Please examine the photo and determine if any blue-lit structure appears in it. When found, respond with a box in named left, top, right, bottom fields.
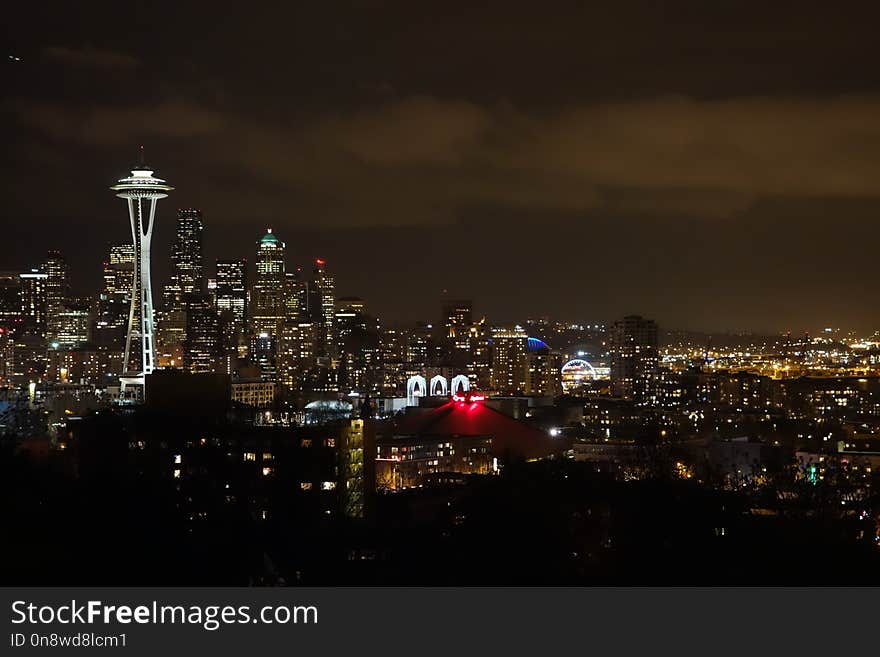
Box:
left=527, top=337, right=549, bottom=351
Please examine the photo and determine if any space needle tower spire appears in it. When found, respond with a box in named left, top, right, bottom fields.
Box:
left=110, top=148, right=173, bottom=399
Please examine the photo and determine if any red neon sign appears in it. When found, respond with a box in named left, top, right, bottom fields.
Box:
left=452, top=393, right=485, bottom=403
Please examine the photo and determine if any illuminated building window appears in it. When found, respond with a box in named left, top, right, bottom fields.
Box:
left=300, top=482, right=313, bottom=491
left=173, top=454, right=182, bottom=464
left=321, top=481, right=336, bottom=491
left=262, top=466, right=273, bottom=476
left=243, top=452, right=256, bottom=461
left=324, top=438, right=336, bottom=447
left=173, top=469, right=181, bottom=479
left=262, top=452, right=273, bottom=460
left=300, top=439, right=312, bottom=448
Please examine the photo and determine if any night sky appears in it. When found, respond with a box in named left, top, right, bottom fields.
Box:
left=4, top=2, right=880, bottom=333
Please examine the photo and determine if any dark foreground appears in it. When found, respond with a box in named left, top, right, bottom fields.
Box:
left=2, top=440, right=878, bottom=586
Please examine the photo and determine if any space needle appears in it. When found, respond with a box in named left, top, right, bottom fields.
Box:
left=110, top=148, right=173, bottom=399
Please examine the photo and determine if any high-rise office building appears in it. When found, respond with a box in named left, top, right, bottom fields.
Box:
left=102, top=243, right=135, bottom=301
left=252, top=228, right=286, bottom=338
left=311, top=258, right=335, bottom=358
left=163, top=208, right=204, bottom=310
left=249, top=332, right=277, bottom=382
left=443, top=299, right=472, bottom=353
left=610, top=315, right=658, bottom=402
left=335, top=297, right=367, bottom=345
left=155, top=308, right=187, bottom=369
left=335, top=297, right=380, bottom=394
left=284, top=269, right=303, bottom=323
left=183, top=293, right=223, bottom=374
left=43, top=250, right=71, bottom=341
left=19, top=271, right=47, bottom=338
left=215, top=259, right=247, bottom=337
left=52, top=301, right=93, bottom=349
left=43, top=250, right=70, bottom=316
left=407, top=322, right=433, bottom=366
left=489, top=326, right=529, bottom=394
left=0, top=272, right=21, bottom=332
left=278, top=321, right=317, bottom=394
left=95, top=243, right=135, bottom=348
left=110, top=155, right=173, bottom=395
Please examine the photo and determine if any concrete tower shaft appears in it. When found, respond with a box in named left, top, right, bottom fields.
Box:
left=110, top=160, right=173, bottom=398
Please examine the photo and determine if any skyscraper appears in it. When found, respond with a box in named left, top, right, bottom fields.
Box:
left=110, top=155, right=173, bottom=396
left=163, top=208, right=204, bottom=310
left=610, top=315, right=658, bottom=403
left=95, top=243, right=135, bottom=348
left=43, top=250, right=70, bottom=341
left=103, top=243, right=136, bottom=301
left=42, top=250, right=70, bottom=317
left=278, top=320, right=319, bottom=394
left=335, top=297, right=381, bottom=394
left=249, top=332, right=277, bottom=382
left=284, top=269, right=302, bottom=323
left=18, top=271, right=47, bottom=338
left=183, top=293, right=223, bottom=374
left=252, top=228, right=286, bottom=338
left=311, top=258, right=335, bottom=358
left=443, top=299, right=472, bottom=353
left=52, top=301, right=92, bottom=349
left=215, top=259, right=247, bottom=335
left=0, top=272, right=21, bottom=332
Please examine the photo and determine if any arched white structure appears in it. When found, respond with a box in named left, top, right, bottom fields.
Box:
left=429, top=375, right=448, bottom=397
left=406, top=375, right=427, bottom=406
left=562, top=358, right=598, bottom=377
left=561, top=358, right=599, bottom=393
left=450, top=374, right=470, bottom=396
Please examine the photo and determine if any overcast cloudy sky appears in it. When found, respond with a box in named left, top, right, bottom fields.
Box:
left=4, top=1, right=880, bottom=332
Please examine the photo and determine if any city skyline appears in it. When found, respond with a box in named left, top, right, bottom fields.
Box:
left=6, top=2, right=880, bottom=332
left=6, top=1, right=880, bottom=596
left=5, top=209, right=880, bottom=339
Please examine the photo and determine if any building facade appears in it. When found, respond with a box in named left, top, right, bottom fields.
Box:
left=490, top=326, right=529, bottom=394
left=610, top=315, right=658, bottom=403
left=252, top=229, right=286, bottom=338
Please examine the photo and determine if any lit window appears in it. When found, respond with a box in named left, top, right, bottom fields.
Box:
left=262, top=466, right=273, bottom=476
left=321, top=481, right=336, bottom=491
left=324, top=438, right=336, bottom=447
left=300, top=482, right=313, bottom=491
left=300, top=439, right=312, bottom=448
left=243, top=452, right=256, bottom=462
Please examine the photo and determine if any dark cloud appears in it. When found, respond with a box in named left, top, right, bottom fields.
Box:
left=10, top=100, right=227, bottom=144
left=12, top=93, right=880, bottom=224
left=4, top=1, right=880, bottom=332
left=42, top=45, right=139, bottom=70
